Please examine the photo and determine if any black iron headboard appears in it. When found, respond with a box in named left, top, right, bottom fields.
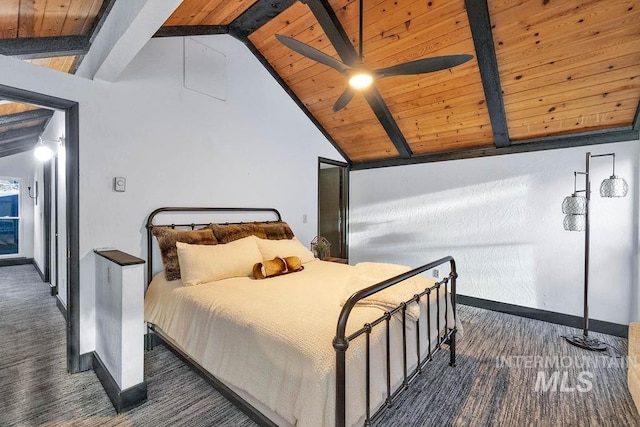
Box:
left=145, top=207, right=282, bottom=284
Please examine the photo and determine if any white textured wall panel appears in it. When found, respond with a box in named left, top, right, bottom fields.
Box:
left=350, top=140, right=639, bottom=324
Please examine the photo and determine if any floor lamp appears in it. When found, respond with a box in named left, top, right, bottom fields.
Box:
left=561, top=152, right=629, bottom=351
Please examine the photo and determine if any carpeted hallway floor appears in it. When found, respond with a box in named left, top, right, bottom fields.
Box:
left=1, top=264, right=639, bottom=426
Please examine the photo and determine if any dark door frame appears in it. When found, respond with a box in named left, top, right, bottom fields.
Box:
left=317, top=157, right=350, bottom=260
left=0, top=83, right=81, bottom=374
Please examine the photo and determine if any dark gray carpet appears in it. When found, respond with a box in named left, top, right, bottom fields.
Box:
left=0, top=265, right=254, bottom=427
left=1, top=264, right=639, bottom=426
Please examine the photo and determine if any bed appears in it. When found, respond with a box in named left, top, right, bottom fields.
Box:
left=144, top=207, right=459, bottom=427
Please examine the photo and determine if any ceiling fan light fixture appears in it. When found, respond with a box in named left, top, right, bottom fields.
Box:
left=349, top=72, right=373, bottom=89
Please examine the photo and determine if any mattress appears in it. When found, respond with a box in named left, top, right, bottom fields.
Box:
left=144, top=259, right=459, bottom=426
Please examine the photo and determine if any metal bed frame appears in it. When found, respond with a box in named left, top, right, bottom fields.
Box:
left=145, top=207, right=458, bottom=427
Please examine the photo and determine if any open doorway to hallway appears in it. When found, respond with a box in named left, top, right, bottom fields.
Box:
left=0, top=83, right=81, bottom=374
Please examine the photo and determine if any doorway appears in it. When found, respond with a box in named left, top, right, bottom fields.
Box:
left=318, top=158, right=349, bottom=262
left=0, top=83, right=81, bottom=374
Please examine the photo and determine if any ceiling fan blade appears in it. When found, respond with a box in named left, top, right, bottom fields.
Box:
left=332, top=87, right=355, bottom=112
left=375, top=54, right=474, bottom=78
left=275, top=34, right=351, bottom=74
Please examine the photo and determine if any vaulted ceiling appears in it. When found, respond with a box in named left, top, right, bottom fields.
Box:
left=1, top=0, right=638, bottom=167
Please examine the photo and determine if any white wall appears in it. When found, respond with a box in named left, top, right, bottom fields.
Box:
left=350, top=140, right=639, bottom=325
left=0, top=151, right=36, bottom=259
left=5, top=34, right=341, bottom=353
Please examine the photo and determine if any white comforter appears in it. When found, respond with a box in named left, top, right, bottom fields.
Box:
left=144, top=260, right=460, bottom=427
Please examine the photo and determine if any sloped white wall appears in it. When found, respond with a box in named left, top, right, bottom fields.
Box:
left=0, top=151, right=36, bottom=259
left=350, top=140, right=639, bottom=325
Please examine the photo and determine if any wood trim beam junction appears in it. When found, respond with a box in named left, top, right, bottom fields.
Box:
left=88, top=0, right=118, bottom=43
left=464, top=0, right=510, bottom=148
left=71, top=0, right=118, bottom=74
left=242, top=40, right=351, bottom=162
left=229, top=0, right=297, bottom=39
left=301, top=0, right=412, bottom=159
left=0, top=109, right=53, bottom=127
left=351, top=127, right=639, bottom=170
left=0, top=36, right=90, bottom=59
left=633, top=100, right=640, bottom=131
left=153, top=25, right=229, bottom=38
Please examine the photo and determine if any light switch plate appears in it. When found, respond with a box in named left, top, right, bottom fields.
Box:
left=114, top=177, right=126, bottom=192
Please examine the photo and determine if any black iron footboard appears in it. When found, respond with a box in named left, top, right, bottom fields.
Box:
left=334, top=256, right=457, bottom=427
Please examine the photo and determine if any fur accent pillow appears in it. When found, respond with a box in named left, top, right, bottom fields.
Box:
left=209, top=223, right=267, bottom=243
left=209, top=221, right=294, bottom=243
left=152, top=227, right=217, bottom=281
left=262, top=222, right=295, bottom=240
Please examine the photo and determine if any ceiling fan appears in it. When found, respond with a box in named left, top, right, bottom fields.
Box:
left=275, top=0, right=473, bottom=112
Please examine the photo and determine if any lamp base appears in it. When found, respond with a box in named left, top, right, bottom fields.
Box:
left=564, top=334, right=607, bottom=352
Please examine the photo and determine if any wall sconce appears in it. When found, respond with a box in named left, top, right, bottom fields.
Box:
left=28, top=181, right=38, bottom=205
left=34, top=136, right=64, bottom=162
left=561, top=152, right=629, bottom=351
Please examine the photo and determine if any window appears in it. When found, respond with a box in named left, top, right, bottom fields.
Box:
left=0, top=178, right=20, bottom=256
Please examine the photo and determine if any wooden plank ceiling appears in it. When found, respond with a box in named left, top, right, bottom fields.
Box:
left=0, top=0, right=638, bottom=164
left=161, top=0, right=640, bottom=166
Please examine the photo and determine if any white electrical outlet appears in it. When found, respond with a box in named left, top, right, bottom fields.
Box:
left=303, top=214, right=308, bottom=223
left=433, top=269, right=439, bottom=278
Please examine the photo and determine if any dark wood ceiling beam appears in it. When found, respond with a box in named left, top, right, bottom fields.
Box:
left=465, top=0, right=510, bottom=148
left=0, top=108, right=53, bottom=127
left=301, top=0, right=412, bottom=159
left=0, top=141, right=39, bottom=159
left=154, top=25, right=229, bottom=38
left=633, top=100, right=640, bottom=131
left=351, top=127, right=639, bottom=170
left=0, top=125, right=43, bottom=144
left=0, top=136, right=40, bottom=156
left=229, top=0, right=297, bottom=39
left=0, top=36, right=90, bottom=59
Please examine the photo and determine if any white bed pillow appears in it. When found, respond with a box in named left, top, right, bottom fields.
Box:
left=255, top=237, right=316, bottom=264
left=176, top=236, right=263, bottom=286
